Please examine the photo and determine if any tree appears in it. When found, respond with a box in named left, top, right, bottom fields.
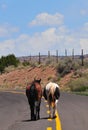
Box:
left=0, top=54, right=19, bottom=73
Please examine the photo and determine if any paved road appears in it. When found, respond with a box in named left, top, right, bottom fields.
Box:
left=58, top=92, right=88, bottom=130
left=0, top=91, right=56, bottom=130
left=0, top=90, right=88, bottom=130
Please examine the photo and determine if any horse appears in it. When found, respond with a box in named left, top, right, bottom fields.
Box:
left=26, top=78, right=42, bottom=120
left=43, top=82, right=60, bottom=118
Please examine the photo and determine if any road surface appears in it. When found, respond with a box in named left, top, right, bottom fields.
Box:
left=0, top=90, right=88, bottom=130
left=58, top=92, right=88, bottom=130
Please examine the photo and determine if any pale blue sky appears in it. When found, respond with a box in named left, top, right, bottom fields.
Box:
left=0, top=0, right=88, bottom=57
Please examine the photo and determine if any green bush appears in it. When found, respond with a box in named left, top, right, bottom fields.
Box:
left=73, top=70, right=83, bottom=77
left=56, top=58, right=72, bottom=77
left=68, top=78, right=88, bottom=92
left=56, top=58, right=81, bottom=77
left=22, top=61, right=30, bottom=66
left=5, top=54, right=19, bottom=67
left=0, top=64, right=5, bottom=74
left=0, top=54, right=19, bottom=73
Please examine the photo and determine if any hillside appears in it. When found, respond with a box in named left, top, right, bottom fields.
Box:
left=0, top=66, right=57, bottom=89
left=0, top=55, right=88, bottom=96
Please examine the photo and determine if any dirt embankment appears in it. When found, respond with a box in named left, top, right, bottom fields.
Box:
left=0, top=66, right=57, bottom=89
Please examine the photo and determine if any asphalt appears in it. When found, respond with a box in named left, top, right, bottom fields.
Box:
left=58, top=92, right=88, bottom=130
left=0, top=91, right=56, bottom=130
left=0, top=91, right=88, bottom=130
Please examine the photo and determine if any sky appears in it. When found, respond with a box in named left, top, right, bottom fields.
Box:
left=0, top=0, right=88, bottom=57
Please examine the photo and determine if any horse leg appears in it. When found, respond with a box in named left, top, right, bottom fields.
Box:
left=28, top=99, right=34, bottom=120
left=30, top=105, right=35, bottom=120
left=52, top=101, right=58, bottom=118
left=52, top=106, right=56, bottom=118
left=35, top=106, right=39, bottom=120
left=35, top=102, right=40, bottom=120
left=37, top=105, right=40, bottom=119
left=36, top=106, right=40, bottom=119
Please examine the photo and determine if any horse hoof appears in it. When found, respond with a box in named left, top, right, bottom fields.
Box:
left=31, top=116, right=36, bottom=121
left=38, top=116, right=40, bottom=120
left=52, top=115, right=57, bottom=119
left=49, top=115, right=52, bottom=119
left=35, top=116, right=39, bottom=120
left=31, top=118, right=34, bottom=121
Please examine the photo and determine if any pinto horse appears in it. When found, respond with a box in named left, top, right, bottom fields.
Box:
left=26, top=78, right=42, bottom=120
left=43, top=82, right=60, bottom=118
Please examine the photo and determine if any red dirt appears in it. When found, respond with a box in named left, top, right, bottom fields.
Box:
left=0, top=65, right=74, bottom=90
left=59, top=71, right=73, bottom=88
left=0, top=66, right=57, bottom=89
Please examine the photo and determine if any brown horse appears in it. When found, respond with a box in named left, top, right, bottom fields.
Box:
left=26, top=78, right=42, bottom=120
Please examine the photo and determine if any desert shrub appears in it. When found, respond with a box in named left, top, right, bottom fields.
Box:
left=56, top=58, right=81, bottom=77
left=45, top=59, right=52, bottom=66
left=30, top=62, right=38, bottom=67
left=71, top=61, right=80, bottom=70
left=68, top=78, right=88, bottom=92
left=83, top=59, right=88, bottom=68
left=5, top=65, right=16, bottom=73
left=22, top=61, right=30, bottom=66
left=56, top=58, right=72, bottom=77
left=47, top=76, right=53, bottom=81
left=73, top=70, right=83, bottom=77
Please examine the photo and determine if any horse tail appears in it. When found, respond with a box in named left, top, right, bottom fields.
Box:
left=26, top=86, right=30, bottom=98
left=48, top=86, right=55, bottom=102
left=43, top=87, right=47, bottom=100
left=30, top=84, right=38, bottom=99
left=54, top=87, right=60, bottom=99
left=49, top=93, right=53, bottom=102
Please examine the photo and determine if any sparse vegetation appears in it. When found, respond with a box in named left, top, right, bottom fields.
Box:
left=68, top=78, right=88, bottom=92
left=22, top=61, right=30, bottom=66
left=66, top=69, right=88, bottom=95
left=56, top=58, right=80, bottom=77
left=0, top=53, right=88, bottom=96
